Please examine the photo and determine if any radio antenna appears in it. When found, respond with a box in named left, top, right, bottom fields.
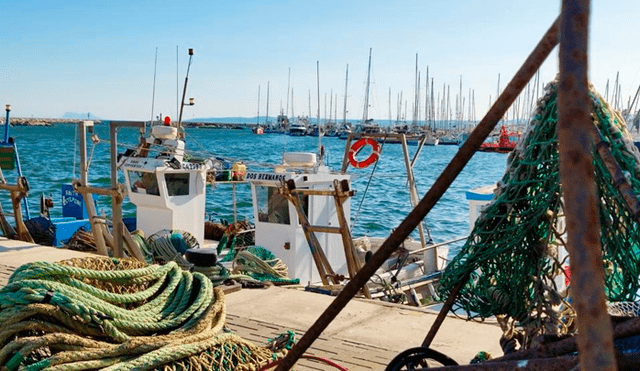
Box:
left=177, top=48, right=194, bottom=135
left=150, top=47, right=158, bottom=125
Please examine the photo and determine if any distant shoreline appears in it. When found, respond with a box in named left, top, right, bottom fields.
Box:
left=0, top=117, right=254, bottom=129
left=0, top=118, right=95, bottom=126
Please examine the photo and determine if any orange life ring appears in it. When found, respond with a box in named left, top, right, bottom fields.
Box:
left=348, top=138, right=380, bottom=168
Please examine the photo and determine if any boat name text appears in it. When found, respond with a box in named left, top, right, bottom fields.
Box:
left=246, top=172, right=287, bottom=181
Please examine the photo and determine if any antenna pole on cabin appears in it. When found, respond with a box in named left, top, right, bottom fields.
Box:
left=177, top=48, right=194, bottom=134
left=4, top=104, right=10, bottom=144
left=274, top=15, right=561, bottom=371
left=150, top=47, right=158, bottom=126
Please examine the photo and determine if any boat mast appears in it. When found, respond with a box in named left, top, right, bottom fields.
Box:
left=335, top=93, right=338, bottom=125
left=388, top=88, right=392, bottom=124
left=342, top=64, right=349, bottom=124
left=329, top=90, right=332, bottom=124
left=286, top=67, right=291, bottom=117
left=266, top=81, right=270, bottom=125
left=363, top=48, right=372, bottom=122
left=413, top=53, right=420, bottom=127
left=257, top=85, right=260, bottom=125
left=176, top=46, right=179, bottom=121
left=317, top=61, right=323, bottom=165
left=425, top=67, right=429, bottom=129
left=459, top=75, right=463, bottom=130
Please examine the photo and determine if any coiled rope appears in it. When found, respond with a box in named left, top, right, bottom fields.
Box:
left=0, top=257, right=289, bottom=371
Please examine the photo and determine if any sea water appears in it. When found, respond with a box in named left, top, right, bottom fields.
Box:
left=1, top=123, right=508, bottom=256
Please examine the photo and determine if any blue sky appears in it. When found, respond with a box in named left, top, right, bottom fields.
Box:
left=1, top=0, right=639, bottom=121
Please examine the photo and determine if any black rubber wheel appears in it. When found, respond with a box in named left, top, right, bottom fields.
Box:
left=184, top=247, right=218, bottom=267
left=385, top=347, right=458, bottom=370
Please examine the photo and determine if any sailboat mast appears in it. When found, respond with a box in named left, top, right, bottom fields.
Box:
left=342, top=64, right=349, bottom=124
left=266, top=81, right=270, bottom=124
left=424, top=66, right=429, bottom=128
left=335, top=93, right=338, bottom=125
left=257, top=85, right=260, bottom=125
left=286, top=68, right=291, bottom=117
left=317, top=61, right=323, bottom=165
left=413, top=53, right=419, bottom=126
left=388, top=88, right=392, bottom=124
left=363, top=48, right=372, bottom=122
left=329, top=90, right=333, bottom=123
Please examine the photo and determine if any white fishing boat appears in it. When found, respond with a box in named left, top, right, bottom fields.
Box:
left=243, top=145, right=451, bottom=303
left=120, top=122, right=212, bottom=247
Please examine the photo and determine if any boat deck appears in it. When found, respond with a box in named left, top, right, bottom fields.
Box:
left=0, top=238, right=504, bottom=370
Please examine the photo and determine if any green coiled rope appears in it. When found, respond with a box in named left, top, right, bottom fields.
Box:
left=0, top=257, right=290, bottom=370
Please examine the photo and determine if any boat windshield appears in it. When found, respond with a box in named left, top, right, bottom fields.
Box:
left=256, top=185, right=290, bottom=224
left=165, top=173, right=190, bottom=196
left=129, top=170, right=160, bottom=196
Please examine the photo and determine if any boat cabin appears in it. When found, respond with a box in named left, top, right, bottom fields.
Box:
left=247, top=152, right=352, bottom=284
left=121, top=125, right=210, bottom=247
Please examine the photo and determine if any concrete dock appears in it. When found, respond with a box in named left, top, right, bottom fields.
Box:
left=0, top=238, right=504, bottom=370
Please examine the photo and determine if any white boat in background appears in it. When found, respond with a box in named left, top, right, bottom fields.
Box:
left=287, top=123, right=308, bottom=136
left=424, top=132, right=439, bottom=146
left=438, top=134, right=461, bottom=145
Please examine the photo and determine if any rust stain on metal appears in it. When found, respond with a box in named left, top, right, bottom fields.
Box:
left=557, top=0, right=617, bottom=369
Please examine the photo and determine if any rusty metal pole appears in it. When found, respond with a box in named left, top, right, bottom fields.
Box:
left=274, top=16, right=561, bottom=371
left=557, top=1, right=616, bottom=370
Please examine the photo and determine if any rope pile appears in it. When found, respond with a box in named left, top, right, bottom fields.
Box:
left=0, top=257, right=290, bottom=370
left=142, top=229, right=299, bottom=288
left=146, top=229, right=199, bottom=269
left=438, top=80, right=640, bottom=350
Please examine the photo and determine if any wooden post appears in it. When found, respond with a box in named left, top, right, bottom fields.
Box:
left=400, top=133, right=433, bottom=271
left=10, top=178, right=33, bottom=243
left=280, top=180, right=338, bottom=285
left=332, top=179, right=371, bottom=299
left=78, top=121, right=108, bottom=256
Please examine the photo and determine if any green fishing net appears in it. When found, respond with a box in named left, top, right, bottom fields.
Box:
left=438, top=80, right=640, bottom=348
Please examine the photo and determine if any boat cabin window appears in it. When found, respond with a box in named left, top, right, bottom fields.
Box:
left=256, top=185, right=309, bottom=225
left=129, top=170, right=160, bottom=196
left=165, top=173, right=190, bottom=196
left=257, top=186, right=290, bottom=224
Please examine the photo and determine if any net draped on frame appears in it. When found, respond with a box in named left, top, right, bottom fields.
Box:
left=438, top=80, right=640, bottom=349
